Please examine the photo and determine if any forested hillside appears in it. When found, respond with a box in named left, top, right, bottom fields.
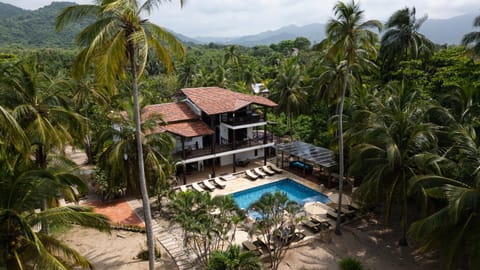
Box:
left=0, top=2, right=28, bottom=19
left=0, top=1, right=89, bottom=48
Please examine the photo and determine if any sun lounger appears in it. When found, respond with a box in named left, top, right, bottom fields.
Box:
left=245, top=170, right=259, bottom=180
left=242, top=240, right=262, bottom=255
left=310, top=215, right=332, bottom=229
left=267, top=162, right=283, bottom=173
left=254, top=167, right=267, bottom=178
left=192, top=182, right=204, bottom=192
left=212, top=177, right=226, bottom=188
left=180, top=185, right=188, bottom=192
left=202, top=180, right=216, bottom=191
left=220, top=174, right=236, bottom=181
left=301, top=220, right=321, bottom=233
left=256, top=237, right=274, bottom=251
left=327, top=209, right=346, bottom=222
left=262, top=165, right=275, bottom=176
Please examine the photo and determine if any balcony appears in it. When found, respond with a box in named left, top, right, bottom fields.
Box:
left=220, top=112, right=263, bottom=126
left=173, top=136, right=273, bottom=160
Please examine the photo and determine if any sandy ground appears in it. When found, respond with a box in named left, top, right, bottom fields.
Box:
left=58, top=226, right=176, bottom=270
left=63, top=147, right=437, bottom=270
left=59, top=218, right=436, bottom=270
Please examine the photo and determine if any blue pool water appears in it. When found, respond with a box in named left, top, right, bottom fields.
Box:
left=232, top=178, right=330, bottom=210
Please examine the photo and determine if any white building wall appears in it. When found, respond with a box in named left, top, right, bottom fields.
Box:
left=174, top=136, right=203, bottom=153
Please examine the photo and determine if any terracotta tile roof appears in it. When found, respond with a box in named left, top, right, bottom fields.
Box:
left=152, top=120, right=214, bottom=138
left=141, top=102, right=198, bottom=123
left=181, top=87, right=277, bottom=115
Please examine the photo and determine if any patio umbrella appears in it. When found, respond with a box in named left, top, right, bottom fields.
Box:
left=328, top=193, right=352, bottom=205
left=303, top=201, right=329, bottom=215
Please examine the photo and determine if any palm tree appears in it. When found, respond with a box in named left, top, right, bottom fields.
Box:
left=409, top=127, right=480, bottom=269
left=462, top=15, right=480, bottom=56
left=56, top=1, right=185, bottom=268
left=348, top=82, right=439, bottom=245
left=0, top=152, right=111, bottom=269
left=269, top=57, right=307, bottom=138
left=324, top=0, right=381, bottom=234
left=1, top=57, right=84, bottom=169
left=96, top=101, right=174, bottom=197
left=207, top=244, right=261, bottom=270
left=224, top=45, right=240, bottom=67
left=380, top=7, right=434, bottom=72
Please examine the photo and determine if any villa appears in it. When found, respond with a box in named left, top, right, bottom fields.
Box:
left=142, top=86, right=277, bottom=184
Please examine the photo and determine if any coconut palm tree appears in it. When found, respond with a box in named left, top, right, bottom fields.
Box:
left=380, top=7, right=434, bottom=72
left=207, top=244, right=261, bottom=270
left=324, top=0, right=381, bottom=234
left=462, top=15, right=480, bottom=56
left=409, top=127, right=480, bottom=269
left=96, top=100, right=174, bottom=197
left=0, top=57, right=84, bottom=169
left=269, top=57, right=307, bottom=138
left=348, top=82, right=439, bottom=245
left=224, top=45, right=240, bottom=67
left=0, top=152, right=111, bottom=269
left=56, top=1, right=185, bottom=268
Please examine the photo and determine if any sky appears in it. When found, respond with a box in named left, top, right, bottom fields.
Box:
left=2, top=0, right=479, bottom=37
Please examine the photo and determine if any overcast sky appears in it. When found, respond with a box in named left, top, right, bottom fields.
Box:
left=3, top=0, right=479, bottom=37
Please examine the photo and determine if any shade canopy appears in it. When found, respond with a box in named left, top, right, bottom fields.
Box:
left=275, top=141, right=336, bottom=169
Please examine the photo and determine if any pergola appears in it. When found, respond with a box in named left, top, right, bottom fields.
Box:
left=275, top=141, right=336, bottom=172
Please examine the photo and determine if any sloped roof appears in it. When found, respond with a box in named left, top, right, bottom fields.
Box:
left=181, top=87, right=277, bottom=115
left=149, top=120, right=214, bottom=138
left=142, top=102, right=198, bottom=123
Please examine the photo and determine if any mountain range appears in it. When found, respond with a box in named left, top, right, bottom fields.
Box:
left=0, top=1, right=477, bottom=48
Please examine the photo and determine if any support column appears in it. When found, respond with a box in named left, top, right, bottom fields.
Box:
left=181, top=137, right=186, bottom=185
left=232, top=128, right=236, bottom=173
left=210, top=116, right=216, bottom=177
left=263, top=108, right=268, bottom=165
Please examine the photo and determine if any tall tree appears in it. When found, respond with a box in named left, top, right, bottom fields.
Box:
left=56, top=1, right=186, bottom=268
left=1, top=57, right=84, bottom=169
left=269, top=57, right=307, bottom=138
left=380, top=7, right=434, bottom=73
left=348, top=82, right=440, bottom=245
left=0, top=152, right=111, bottom=269
left=324, top=0, right=381, bottom=234
left=462, top=15, right=480, bottom=56
left=409, top=127, right=480, bottom=269
left=96, top=100, right=174, bottom=198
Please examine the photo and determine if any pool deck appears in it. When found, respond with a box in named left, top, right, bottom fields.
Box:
left=210, top=169, right=329, bottom=198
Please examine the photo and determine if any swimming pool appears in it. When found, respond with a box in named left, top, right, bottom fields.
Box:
left=232, top=178, right=330, bottom=210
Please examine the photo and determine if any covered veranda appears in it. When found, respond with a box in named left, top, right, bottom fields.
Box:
left=275, top=141, right=340, bottom=187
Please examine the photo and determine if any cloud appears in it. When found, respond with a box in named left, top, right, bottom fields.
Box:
left=2, top=0, right=479, bottom=37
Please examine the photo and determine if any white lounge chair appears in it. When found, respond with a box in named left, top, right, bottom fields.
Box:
left=202, top=180, right=216, bottom=191
left=192, top=182, right=204, bottom=192
left=254, top=167, right=267, bottom=178
left=267, top=162, right=283, bottom=173
left=220, top=174, right=236, bottom=181
left=180, top=185, right=188, bottom=192
left=245, top=170, right=259, bottom=180
left=262, top=165, right=275, bottom=176
left=213, top=177, right=226, bottom=188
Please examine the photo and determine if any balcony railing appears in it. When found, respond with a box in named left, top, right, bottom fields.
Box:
left=220, top=113, right=264, bottom=126
left=173, top=136, right=273, bottom=160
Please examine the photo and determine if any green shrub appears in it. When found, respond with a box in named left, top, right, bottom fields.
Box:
left=339, top=257, right=364, bottom=270
left=136, top=246, right=161, bottom=261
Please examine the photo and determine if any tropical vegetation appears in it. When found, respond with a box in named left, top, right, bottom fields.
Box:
left=0, top=0, right=479, bottom=269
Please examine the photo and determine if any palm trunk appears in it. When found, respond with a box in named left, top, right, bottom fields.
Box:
left=335, top=62, right=349, bottom=235
left=128, top=43, right=156, bottom=270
